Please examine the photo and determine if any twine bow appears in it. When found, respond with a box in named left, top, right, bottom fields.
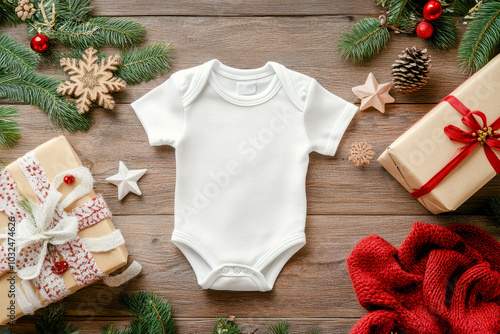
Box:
left=411, top=96, right=500, bottom=199
left=15, top=167, right=94, bottom=280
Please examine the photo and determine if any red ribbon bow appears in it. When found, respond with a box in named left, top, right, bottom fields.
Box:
left=411, top=95, right=500, bottom=199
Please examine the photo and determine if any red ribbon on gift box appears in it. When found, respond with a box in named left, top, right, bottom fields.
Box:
left=411, top=95, right=500, bottom=199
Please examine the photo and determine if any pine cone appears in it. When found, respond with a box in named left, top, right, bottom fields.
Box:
left=15, top=0, right=36, bottom=21
left=391, top=47, right=431, bottom=94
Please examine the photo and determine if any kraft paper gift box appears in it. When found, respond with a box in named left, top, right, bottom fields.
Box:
left=378, top=53, right=500, bottom=214
left=0, top=136, right=130, bottom=325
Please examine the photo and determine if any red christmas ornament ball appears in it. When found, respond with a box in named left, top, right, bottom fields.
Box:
left=64, top=174, right=75, bottom=185
left=52, top=261, right=69, bottom=275
left=30, top=34, right=50, bottom=53
left=423, top=0, right=442, bottom=20
left=417, top=20, right=434, bottom=39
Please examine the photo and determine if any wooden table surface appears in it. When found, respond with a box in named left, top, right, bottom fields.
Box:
left=2, top=1, right=500, bottom=333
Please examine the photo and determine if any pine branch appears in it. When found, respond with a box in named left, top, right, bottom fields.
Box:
left=0, top=1, right=21, bottom=26
left=0, top=34, right=39, bottom=75
left=0, top=72, right=92, bottom=132
left=213, top=317, right=241, bottom=334
left=35, top=304, right=78, bottom=334
left=267, top=321, right=290, bottom=334
left=0, top=106, right=21, bottom=148
left=102, top=291, right=176, bottom=334
left=88, top=17, right=147, bottom=48
left=52, top=20, right=104, bottom=50
left=116, top=43, right=173, bottom=85
left=450, top=0, right=478, bottom=16
left=427, top=15, right=458, bottom=50
left=483, top=196, right=500, bottom=227
left=338, top=18, right=390, bottom=62
left=387, top=0, right=418, bottom=30
left=60, top=0, right=93, bottom=21
left=373, top=0, right=390, bottom=7
left=458, top=0, right=500, bottom=73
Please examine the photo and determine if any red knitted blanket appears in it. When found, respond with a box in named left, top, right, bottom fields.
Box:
left=347, top=223, right=500, bottom=334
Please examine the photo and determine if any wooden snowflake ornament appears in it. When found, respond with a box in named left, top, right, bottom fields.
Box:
left=57, top=47, right=126, bottom=114
left=348, top=140, right=375, bottom=167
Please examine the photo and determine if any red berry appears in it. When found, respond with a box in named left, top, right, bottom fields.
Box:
left=30, top=34, right=50, bottom=53
left=52, top=261, right=69, bottom=275
left=417, top=20, right=434, bottom=39
left=64, top=175, right=75, bottom=185
left=423, top=0, right=442, bottom=21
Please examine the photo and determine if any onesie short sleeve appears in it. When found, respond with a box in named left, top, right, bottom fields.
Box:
left=303, top=79, right=358, bottom=156
left=131, top=74, right=184, bottom=147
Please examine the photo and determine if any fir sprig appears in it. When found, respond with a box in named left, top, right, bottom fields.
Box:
left=89, top=17, right=147, bottom=49
left=0, top=106, right=21, bottom=148
left=102, top=291, right=176, bottom=334
left=61, top=0, right=93, bottom=21
left=34, top=304, right=78, bottom=334
left=116, top=43, right=173, bottom=85
left=427, top=15, right=458, bottom=50
left=458, top=0, right=500, bottom=73
left=0, top=1, right=21, bottom=26
left=450, top=0, right=478, bottom=16
left=213, top=317, right=241, bottom=334
left=0, top=72, right=92, bottom=132
left=387, top=0, right=418, bottom=30
left=0, top=34, right=38, bottom=75
left=338, top=18, right=390, bottom=62
left=267, top=321, right=291, bottom=334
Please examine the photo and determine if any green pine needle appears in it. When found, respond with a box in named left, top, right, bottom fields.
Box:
left=0, top=72, right=92, bottom=132
left=213, top=317, right=241, bottom=334
left=0, top=34, right=39, bottom=75
left=116, top=43, right=173, bottom=85
left=0, top=106, right=21, bottom=148
left=89, top=17, right=147, bottom=49
left=308, top=330, right=321, bottom=334
left=427, top=15, right=459, bottom=50
left=102, top=291, right=176, bottom=334
left=267, top=321, right=290, bottom=334
left=338, top=18, right=390, bottom=62
left=458, top=0, right=500, bottom=73
left=35, top=304, right=78, bottom=334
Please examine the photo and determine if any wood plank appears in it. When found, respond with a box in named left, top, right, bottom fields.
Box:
left=3, top=215, right=495, bottom=322
left=2, top=103, right=496, bottom=216
left=1, top=16, right=468, bottom=105
left=7, top=317, right=360, bottom=333
left=89, top=0, right=380, bottom=16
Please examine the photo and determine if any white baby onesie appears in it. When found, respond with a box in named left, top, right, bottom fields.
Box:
left=132, top=59, right=358, bottom=292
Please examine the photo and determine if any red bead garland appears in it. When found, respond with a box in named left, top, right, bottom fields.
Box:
left=30, top=33, right=50, bottom=53
left=423, top=0, right=442, bottom=21
left=64, top=175, right=75, bottom=185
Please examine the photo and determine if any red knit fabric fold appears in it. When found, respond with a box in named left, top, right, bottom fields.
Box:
left=347, top=223, right=500, bottom=334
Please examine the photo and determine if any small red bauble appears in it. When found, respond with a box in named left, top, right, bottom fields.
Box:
left=423, top=0, right=442, bottom=20
left=64, top=174, right=75, bottom=185
left=417, top=20, right=434, bottom=39
left=52, top=261, right=69, bottom=275
left=30, top=33, right=50, bottom=53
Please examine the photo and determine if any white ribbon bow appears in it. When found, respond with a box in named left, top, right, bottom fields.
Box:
left=15, top=167, right=94, bottom=280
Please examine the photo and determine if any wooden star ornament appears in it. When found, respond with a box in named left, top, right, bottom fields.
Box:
left=352, top=73, right=395, bottom=113
left=57, top=47, right=126, bottom=114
